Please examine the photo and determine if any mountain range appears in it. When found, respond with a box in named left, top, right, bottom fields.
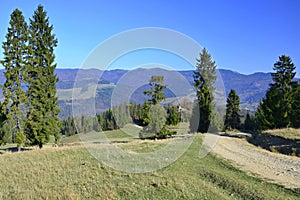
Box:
left=0, top=68, right=275, bottom=118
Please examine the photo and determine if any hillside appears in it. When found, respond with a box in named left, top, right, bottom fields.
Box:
left=0, top=130, right=299, bottom=199
left=54, top=68, right=274, bottom=118
left=0, top=68, right=276, bottom=118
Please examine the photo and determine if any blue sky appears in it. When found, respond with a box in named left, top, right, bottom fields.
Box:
left=0, top=0, right=299, bottom=74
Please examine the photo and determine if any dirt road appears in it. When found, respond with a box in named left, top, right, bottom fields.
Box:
left=207, top=133, right=300, bottom=188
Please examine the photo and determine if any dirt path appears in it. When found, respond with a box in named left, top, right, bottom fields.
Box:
left=206, top=133, right=300, bottom=188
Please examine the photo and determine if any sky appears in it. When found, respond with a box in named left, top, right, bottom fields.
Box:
left=0, top=0, right=299, bottom=75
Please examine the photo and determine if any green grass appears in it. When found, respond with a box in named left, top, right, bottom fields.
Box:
left=263, top=128, right=300, bottom=140
left=0, top=130, right=299, bottom=199
left=57, top=83, right=114, bottom=100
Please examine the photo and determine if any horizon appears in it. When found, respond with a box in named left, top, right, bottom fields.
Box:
left=0, top=66, right=278, bottom=76
left=0, top=66, right=275, bottom=76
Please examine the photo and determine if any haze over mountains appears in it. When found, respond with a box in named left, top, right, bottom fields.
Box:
left=0, top=68, right=275, bottom=118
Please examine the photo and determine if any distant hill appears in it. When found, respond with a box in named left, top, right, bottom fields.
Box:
left=0, top=68, right=279, bottom=118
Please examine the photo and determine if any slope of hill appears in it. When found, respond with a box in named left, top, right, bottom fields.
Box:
left=0, top=133, right=299, bottom=199
left=0, top=68, right=278, bottom=118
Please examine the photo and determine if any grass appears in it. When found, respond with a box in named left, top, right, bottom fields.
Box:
left=57, top=83, right=114, bottom=100
left=262, top=128, right=300, bottom=140
left=0, top=129, right=299, bottom=199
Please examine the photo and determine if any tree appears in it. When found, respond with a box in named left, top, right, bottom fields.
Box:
left=256, top=55, right=297, bottom=130
left=1, top=9, right=28, bottom=150
left=113, top=104, right=131, bottom=128
left=141, top=101, right=151, bottom=126
left=147, top=105, right=167, bottom=134
left=61, top=117, right=77, bottom=136
left=140, top=76, right=175, bottom=139
left=224, top=89, right=241, bottom=130
left=270, top=55, right=297, bottom=127
left=190, top=48, right=217, bottom=133
left=195, top=48, right=217, bottom=92
left=143, top=76, right=167, bottom=105
left=291, top=84, right=300, bottom=128
left=244, top=113, right=255, bottom=131
left=255, top=86, right=281, bottom=130
left=141, top=75, right=167, bottom=127
left=26, top=5, right=60, bottom=148
left=166, top=105, right=181, bottom=126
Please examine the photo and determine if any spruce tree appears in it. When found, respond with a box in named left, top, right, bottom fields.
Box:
left=256, top=86, right=281, bottom=129
left=256, top=55, right=297, bottom=130
left=190, top=48, right=216, bottom=133
left=195, top=48, right=217, bottom=92
left=244, top=113, right=255, bottom=131
left=270, top=55, right=297, bottom=127
left=1, top=9, right=28, bottom=150
left=291, top=84, right=300, bottom=128
left=166, top=105, right=181, bottom=126
left=224, top=89, right=241, bottom=130
left=26, top=5, right=60, bottom=148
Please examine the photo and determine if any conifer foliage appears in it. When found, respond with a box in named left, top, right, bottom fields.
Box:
left=224, top=89, right=240, bottom=130
left=0, top=6, right=60, bottom=148
left=1, top=9, right=28, bottom=149
left=190, top=48, right=217, bottom=133
left=26, top=5, right=60, bottom=148
left=256, top=55, right=298, bottom=130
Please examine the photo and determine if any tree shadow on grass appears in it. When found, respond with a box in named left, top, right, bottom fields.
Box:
left=246, top=133, right=300, bottom=157
left=0, top=147, right=33, bottom=154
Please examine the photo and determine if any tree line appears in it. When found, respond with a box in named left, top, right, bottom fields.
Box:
left=1, top=6, right=297, bottom=148
left=0, top=6, right=60, bottom=149
left=60, top=102, right=181, bottom=138
left=226, top=55, right=300, bottom=132
left=189, top=49, right=300, bottom=134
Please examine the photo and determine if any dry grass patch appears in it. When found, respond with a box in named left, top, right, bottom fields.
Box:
left=263, top=128, right=300, bottom=140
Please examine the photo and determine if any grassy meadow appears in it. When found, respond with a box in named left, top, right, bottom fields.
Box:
left=0, top=126, right=299, bottom=199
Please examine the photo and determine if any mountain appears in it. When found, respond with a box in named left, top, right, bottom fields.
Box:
left=0, top=68, right=279, bottom=118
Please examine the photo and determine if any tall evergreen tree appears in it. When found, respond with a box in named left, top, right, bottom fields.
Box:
left=270, top=55, right=297, bottom=127
left=195, top=48, right=217, bottom=94
left=190, top=48, right=216, bottom=133
left=244, top=113, right=255, bottom=131
left=256, top=55, right=297, bottom=130
left=26, top=5, right=60, bottom=148
left=256, top=86, right=281, bottom=129
left=291, top=84, right=300, bottom=128
left=224, top=89, right=241, bottom=130
left=1, top=9, right=28, bottom=150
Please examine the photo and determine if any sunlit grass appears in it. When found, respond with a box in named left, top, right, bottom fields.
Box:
left=263, top=128, right=300, bottom=140
left=0, top=128, right=299, bottom=199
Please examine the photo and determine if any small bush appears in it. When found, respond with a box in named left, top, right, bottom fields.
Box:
left=139, top=126, right=176, bottom=140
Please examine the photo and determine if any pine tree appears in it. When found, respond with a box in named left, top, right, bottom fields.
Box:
left=166, top=105, right=181, bottom=126
left=270, top=55, right=297, bottom=127
left=190, top=48, right=216, bottom=133
left=140, top=76, right=174, bottom=139
left=195, top=48, right=217, bottom=92
left=61, top=117, right=77, bottom=136
left=244, top=113, right=255, bottom=131
left=256, top=86, right=281, bottom=129
left=256, top=55, right=297, bottom=130
left=147, top=104, right=167, bottom=134
left=1, top=9, right=28, bottom=150
left=26, top=5, right=60, bottom=148
left=224, top=89, right=241, bottom=130
left=143, top=76, right=167, bottom=105
left=290, top=83, right=300, bottom=128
